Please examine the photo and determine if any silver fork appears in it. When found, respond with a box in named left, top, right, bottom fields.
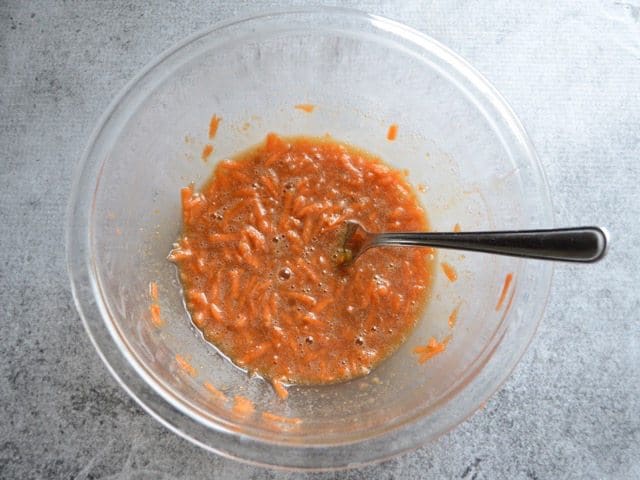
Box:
left=338, top=221, right=609, bottom=266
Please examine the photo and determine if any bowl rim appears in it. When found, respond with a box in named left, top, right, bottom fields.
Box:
left=66, top=6, right=554, bottom=471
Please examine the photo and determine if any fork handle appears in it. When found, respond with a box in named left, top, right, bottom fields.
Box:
left=371, top=227, right=609, bottom=263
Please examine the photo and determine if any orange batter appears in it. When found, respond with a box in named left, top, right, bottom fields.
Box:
left=170, top=133, right=433, bottom=385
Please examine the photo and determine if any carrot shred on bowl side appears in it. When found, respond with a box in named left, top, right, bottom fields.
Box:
left=149, top=304, right=164, bottom=327
left=441, top=262, right=457, bottom=282
left=208, top=115, right=221, bottom=139
left=387, top=123, right=398, bottom=141
left=496, top=273, right=514, bottom=310
left=271, top=378, right=289, bottom=400
left=232, top=395, right=255, bottom=417
left=175, top=354, right=196, bottom=377
left=203, top=381, right=227, bottom=402
left=294, top=103, right=315, bottom=113
left=413, top=336, right=448, bottom=364
left=448, top=304, right=460, bottom=328
left=149, top=281, right=159, bottom=301
left=262, top=411, right=302, bottom=425
left=201, top=144, right=214, bottom=161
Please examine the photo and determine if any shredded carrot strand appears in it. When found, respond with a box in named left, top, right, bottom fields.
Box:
left=271, top=378, right=289, bottom=400
left=201, top=144, right=213, bottom=161
left=294, top=103, right=315, bottom=113
left=441, top=262, right=457, bottom=282
left=175, top=354, right=196, bottom=376
left=203, top=381, right=227, bottom=402
left=262, top=411, right=302, bottom=424
left=149, top=281, right=158, bottom=301
left=149, top=304, right=163, bottom=327
left=387, top=123, right=399, bottom=140
left=413, top=337, right=447, bottom=364
left=448, top=304, right=460, bottom=328
left=208, top=115, right=221, bottom=139
left=496, top=273, right=514, bottom=310
left=232, top=395, right=255, bottom=417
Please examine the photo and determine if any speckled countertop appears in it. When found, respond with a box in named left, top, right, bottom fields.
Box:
left=1, top=1, right=639, bottom=479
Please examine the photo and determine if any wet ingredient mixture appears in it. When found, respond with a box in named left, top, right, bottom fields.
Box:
left=170, top=133, right=433, bottom=385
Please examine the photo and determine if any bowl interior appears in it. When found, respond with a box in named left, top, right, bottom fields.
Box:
left=72, top=9, right=552, bottom=469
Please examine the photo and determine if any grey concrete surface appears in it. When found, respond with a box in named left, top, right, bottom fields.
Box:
left=1, top=1, right=639, bottom=478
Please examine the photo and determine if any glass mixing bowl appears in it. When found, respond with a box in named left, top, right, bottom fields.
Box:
left=66, top=8, right=553, bottom=470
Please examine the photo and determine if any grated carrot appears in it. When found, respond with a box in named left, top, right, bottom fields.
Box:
left=229, top=269, right=241, bottom=300
left=271, top=378, right=289, bottom=400
left=209, top=233, right=239, bottom=243
left=441, top=262, right=458, bottom=282
left=448, top=304, right=460, bottom=328
left=149, top=281, right=158, bottom=301
left=203, top=381, right=227, bottom=402
left=496, top=273, right=514, bottom=311
left=210, top=302, right=223, bottom=321
left=294, top=103, right=315, bottom=113
left=413, top=337, right=448, bottom=364
left=262, top=411, right=302, bottom=425
left=284, top=291, right=317, bottom=307
left=201, top=144, right=214, bottom=161
left=175, top=354, right=196, bottom=377
left=387, top=123, right=399, bottom=141
left=312, top=297, right=333, bottom=313
left=232, top=395, right=255, bottom=417
left=260, top=175, right=279, bottom=197
left=208, top=115, right=221, bottom=139
left=149, top=304, right=164, bottom=327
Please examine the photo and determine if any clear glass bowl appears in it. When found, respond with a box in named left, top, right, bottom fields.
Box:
left=66, top=8, right=553, bottom=470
